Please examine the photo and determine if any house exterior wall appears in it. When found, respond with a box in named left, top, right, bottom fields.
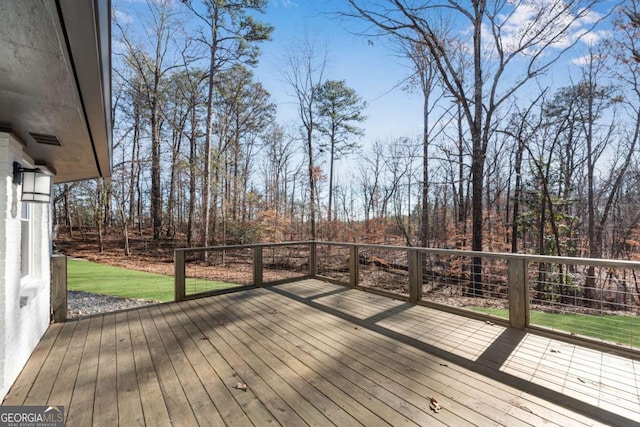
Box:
left=0, top=132, right=52, bottom=399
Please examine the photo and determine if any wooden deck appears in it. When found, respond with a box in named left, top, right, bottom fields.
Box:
left=3, top=279, right=640, bottom=426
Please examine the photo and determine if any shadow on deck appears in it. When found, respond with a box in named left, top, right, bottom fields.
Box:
left=4, top=279, right=640, bottom=426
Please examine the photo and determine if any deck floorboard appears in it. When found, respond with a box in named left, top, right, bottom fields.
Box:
left=3, top=279, right=639, bottom=426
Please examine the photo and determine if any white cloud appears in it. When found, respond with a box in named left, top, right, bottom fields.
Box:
left=272, top=0, right=298, bottom=8
left=571, top=54, right=591, bottom=66
left=493, top=1, right=605, bottom=55
left=113, top=9, right=134, bottom=25
left=580, top=29, right=612, bottom=45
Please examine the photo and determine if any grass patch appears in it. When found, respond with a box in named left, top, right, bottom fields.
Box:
left=473, top=307, right=640, bottom=348
left=68, top=259, right=236, bottom=302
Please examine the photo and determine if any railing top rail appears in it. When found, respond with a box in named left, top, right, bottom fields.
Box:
left=174, top=241, right=315, bottom=254
left=503, top=253, right=640, bottom=268
left=175, top=240, right=640, bottom=269
left=315, top=241, right=640, bottom=269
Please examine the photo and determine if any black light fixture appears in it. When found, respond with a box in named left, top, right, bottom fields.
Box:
left=13, top=162, right=52, bottom=203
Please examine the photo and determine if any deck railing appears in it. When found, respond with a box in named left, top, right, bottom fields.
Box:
left=175, top=242, right=640, bottom=352
left=174, top=242, right=314, bottom=300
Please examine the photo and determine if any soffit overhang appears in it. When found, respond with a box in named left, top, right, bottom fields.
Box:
left=0, top=0, right=112, bottom=183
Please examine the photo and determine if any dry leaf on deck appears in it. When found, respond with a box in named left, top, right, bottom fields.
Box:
left=429, top=397, right=442, bottom=413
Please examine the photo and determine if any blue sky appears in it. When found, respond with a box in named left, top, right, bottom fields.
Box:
left=251, top=0, right=426, bottom=143
left=248, top=0, right=618, bottom=151
left=114, top=0, right=426, bottom=151
left=114, top=0, right=620, bottom=172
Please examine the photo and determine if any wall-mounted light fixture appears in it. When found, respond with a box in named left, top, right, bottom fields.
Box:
left=13, top=162, right=52, bottom=203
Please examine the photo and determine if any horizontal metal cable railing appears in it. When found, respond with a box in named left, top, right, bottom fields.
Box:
left=174, top=242, right=313, bottom=300
left=175, top=242, right=640, bottom=352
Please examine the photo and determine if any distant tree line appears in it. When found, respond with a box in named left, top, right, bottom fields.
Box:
left=55, top=0, right=640, bottom=265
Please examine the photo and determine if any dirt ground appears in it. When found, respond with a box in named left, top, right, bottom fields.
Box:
left=54, top=227, right=638, bottom=316
left=54, top=228, right=181, bottom=276
left=54, top=227, right=301, bottom=283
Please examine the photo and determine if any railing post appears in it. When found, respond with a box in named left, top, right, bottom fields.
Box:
left=408, top=249, right=422, bottom=303
left=309, top=241, right=317, bottom=278
left=508, top=258, right=529, bottom=329
left=253, top=245, right=263, bottom=287
left=50, top=254, right=67, bottom=323
left=175, top=250, right=186, bottom=302
left=349, top=245, right=359, bottom=287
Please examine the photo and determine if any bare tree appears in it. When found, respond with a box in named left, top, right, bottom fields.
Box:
left=401, top=31, right=447, bottom=248
left=283, top=41, right=327, bottom=240
left=260, top=124, right=299, bottom=241
left=114, top=0, right=185, bottom=240
left=605, top=1, right=640, bottom=257
left=345, top=0, right=607, bottom=295
left=182, top=0, right=272, bottom=251
left=214, top=64, right=276, bottom=239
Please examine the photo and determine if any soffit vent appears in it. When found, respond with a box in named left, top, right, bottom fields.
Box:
left=30, top=132, right=62, bottom=146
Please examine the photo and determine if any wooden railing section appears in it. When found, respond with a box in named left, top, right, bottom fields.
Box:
left=50, top=254, right=68, bottom=323
left=174, top=242, right=316, bottom=301
left=175, top=241, right=640, bottom=353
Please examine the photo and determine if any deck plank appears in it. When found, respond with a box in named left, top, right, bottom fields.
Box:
left=92, top=313, right=119, bottom=427
left=203, top=297, right=391, bottom=425
left=115, top=311, right=145, bottom=427
left=66, top=315, right=102, bottom=427
left=46, top=317, right=91, bottom=418
left=167, top=301, right=279, bottom=426
left=190, top=298, right=335, bottom=425
left=207, top=291, right=437, bottom=426
left=239, top=289, right=532, bottom=427
left=200, top=296, right=370, bottom=427
left=158, top=303, right=265, bottom=426
left=2, top=323, right=63, bottom=405
left=137, top=307, right=199, bottom=426
left=127, top=309, right=172, bottom=427
left=272, top=280, right=624, bottom=426
left=162, top=305, right=276, bottom=426
left=183, top=298, right=310, bottom=426
left=19, top=321, right=77, bottom=406
left=146, top=304, right=225, bottom=427
left=3, top=278, right=640, bottom=427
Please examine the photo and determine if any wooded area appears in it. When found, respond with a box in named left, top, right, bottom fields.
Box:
left=54, top=0, right=640, bottom=263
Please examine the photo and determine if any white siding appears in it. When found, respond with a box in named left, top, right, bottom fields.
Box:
left=0, top=133, right=52, bottom=399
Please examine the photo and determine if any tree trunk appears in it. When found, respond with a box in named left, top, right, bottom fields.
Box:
left=187, top=100, right=197, bottom=247
left=511, top=137, right=524, bottom=253
left=307, top=125, right=317, bottom=240
left=150, top=102, right=162, bottom=240
left=421, top=91, right=429, bottom=248
left=469, top=1, right=485, bottom=297
left=201, top=27, right=217, bottom=257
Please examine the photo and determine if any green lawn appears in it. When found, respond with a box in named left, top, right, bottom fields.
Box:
left=67, top=259, right=235, bottom=302
left=473, top=307, right=640, bottom=348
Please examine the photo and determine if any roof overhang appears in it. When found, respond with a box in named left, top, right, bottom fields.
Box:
left=0, top=0, right=112, bottom=183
